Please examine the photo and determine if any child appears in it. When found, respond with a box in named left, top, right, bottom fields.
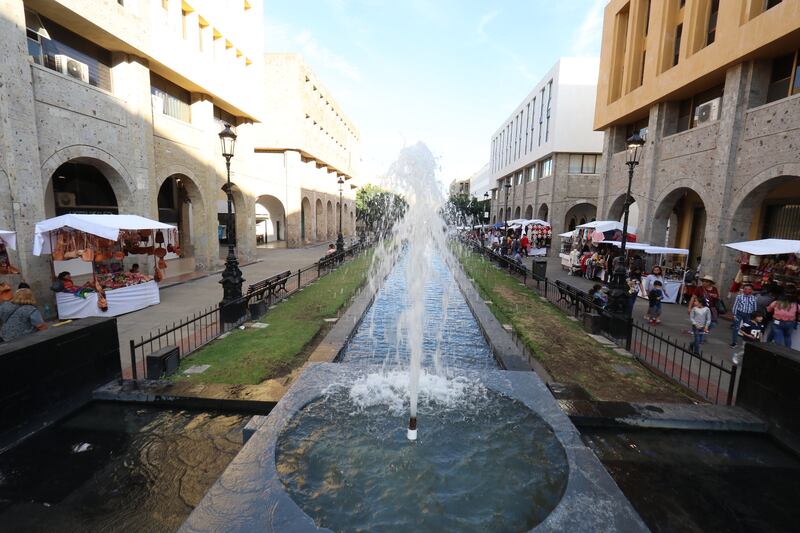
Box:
left=738, top=311, right=765, bottom=343
left=647, top=280, right=664, bottom=325
left=690, top=298, right=711, bottom=354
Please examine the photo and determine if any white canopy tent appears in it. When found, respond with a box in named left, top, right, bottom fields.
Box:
left=0, top=230, right=16, bottom=251
left=34, top=214, right=176, bottom=256
left=599, top=241, right=688, bottom=255
left=724, top=238, right=800, bottom=256
left=576, top=220, right=638, bottom=235
left=559, top=231, right=574, bottom=238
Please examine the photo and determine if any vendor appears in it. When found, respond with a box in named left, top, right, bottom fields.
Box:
left=53, top=271, right=75, bottom=292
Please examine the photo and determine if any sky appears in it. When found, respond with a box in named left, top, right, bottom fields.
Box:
left=263, top=0, right=606, bottom=187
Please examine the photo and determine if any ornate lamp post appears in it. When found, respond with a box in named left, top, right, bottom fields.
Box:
left=336, top=176, right=345, bottom=253
left=218, top=123, right=245, bottom=317
left=503, top=180, right=512, bottom=234
left=483, top=191, right=490, bottom=223
left=606, top=133, right=645, bottom=317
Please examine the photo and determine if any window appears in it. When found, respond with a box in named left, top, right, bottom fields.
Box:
left=676, top=84, right=724, bottom=132
left=516, top=172, right=523, bottom=186
left=639, top=50, right=646, bottom=87
left=680, top=0, right=685, bottom=6
left=766, top=51, right=800, bottom=103
left=568, top=154, right=599, bottom=174
left=529, top=98, right=536, bottom=152
left=541, top=158, right=553, bottom=177
left=545, top=80, right=552, bottom=142
left=764, top=0, right=782, bottom=10
left=181, top=9, right=189, bottom=39
left=26, top=12, right=112, bottom=91
left=643, top=0, right=651, bottom=36
left=524, top=103, right=530, bottom=154
left=151, top=73, right=191, bottom=122
left=538, top=88, right=545, bottom=145
left=706, top=0, right=719, bottom=46
left=625, top=118, right=649, bottom=141
left=673, top=24, right=682, bottom=67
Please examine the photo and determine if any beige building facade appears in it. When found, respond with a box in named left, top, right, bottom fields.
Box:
left=595, top=0, right=800, bottom=285
left=0, top=0, right=358, bottom=306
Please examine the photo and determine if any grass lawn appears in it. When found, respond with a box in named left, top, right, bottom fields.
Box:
left=175, top=251, right=373, bottom=385
left=454, top=245, right=695, bottom=403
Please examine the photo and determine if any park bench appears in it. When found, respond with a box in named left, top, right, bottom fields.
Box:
left=246, top=270, right=292, bottom=317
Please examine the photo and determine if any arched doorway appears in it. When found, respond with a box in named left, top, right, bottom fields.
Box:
left=564, top=202, right=596, bottom=232
left=652, top=188, right=706, bottom=269
left=537, top=204, right=549, bottom=221
left=513, top=206, right=521, bottom=219
left=158, top=174, right=203, bottom=260
left=499, top=208, right=504, bottom=222
left=350, top=210, right=355, bottom=236
left=729, top=175, right=800, bottom=242
left=50, top=161, right=118, bottom=215
left=525, top=205, right=533, bottom=219
left=255, top=195, right=286, bottom=246
left=326, top=201, right=334, bottom=239
left=315, top=199, right=325, bottom=241
left=301, top=197, right=311, bottom=243
left=343, top=204, right=350, bottom=236
left=217, top=189, right=236, bottom=245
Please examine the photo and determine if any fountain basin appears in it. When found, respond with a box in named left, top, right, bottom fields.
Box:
left=181, top=364, right=647, bottom=532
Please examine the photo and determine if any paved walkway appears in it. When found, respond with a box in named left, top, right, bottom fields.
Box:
left=116, top=243, right=330, bottom=371
left=522, top=255, right=735, bottom=365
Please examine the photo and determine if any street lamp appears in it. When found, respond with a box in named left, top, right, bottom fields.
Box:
left=607, top=132, right=645, bottom=318
left=336, top=176, right=345, bottom=253
left=483, top=191, right=490, bottom=222
left=218, top=123, right=245, bottom=317
left=504, top=180, right=512, bottom=234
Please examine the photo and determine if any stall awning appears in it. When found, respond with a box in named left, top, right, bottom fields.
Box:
left=645, top=246, right=689, bottom=255
left=34, top=214, right=176, bottom=255
left=0, top=230, right=16, bottom=251
left=724, top=238, right=800, bottom=256
left=558, top=231, right=574, bottom=238
left=599, top=241, right=651, bottom=250
left=575, top=220, right=637, bottom=235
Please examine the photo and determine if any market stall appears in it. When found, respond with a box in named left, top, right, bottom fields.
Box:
left=0, top=230, right=18, bottom=275
left=559, top=231, right=575, bottom=268
left=33, top=214, right=177, bottom=319
left=724, top=239, right=800, bottom=292
left=575, top=221, right=637, bottom=247
left=600, top=241, right=688, bottom=303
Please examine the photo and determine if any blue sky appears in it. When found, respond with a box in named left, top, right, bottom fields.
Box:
left=263, top=0, right=605, bottom=186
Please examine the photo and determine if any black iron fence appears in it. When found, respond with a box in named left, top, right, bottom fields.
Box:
left=462, top=239, right=737, bottom=404
left=127, top=242, right=367, bottom=380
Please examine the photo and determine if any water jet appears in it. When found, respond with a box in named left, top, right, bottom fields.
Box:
left=406, top=416, right=417, bottom=441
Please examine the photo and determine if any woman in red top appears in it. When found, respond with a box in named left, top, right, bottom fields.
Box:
left=520, top=233, right=529, bottom=256
left=767, top=294, right=798, bottom=348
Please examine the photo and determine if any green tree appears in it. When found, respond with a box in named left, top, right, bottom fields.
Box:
left=356, top=184, right=407, bottom=234
left=445, top=193, right=483, bottom=224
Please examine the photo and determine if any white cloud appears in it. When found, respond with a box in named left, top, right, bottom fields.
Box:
left=477, top=10, right=498, bottom=41
left=571, top=0, right=605, bottom=56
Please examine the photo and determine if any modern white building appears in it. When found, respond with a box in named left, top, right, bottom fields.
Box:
left=468, top=163, right=491, bottom=200
left=488, top=57, right=604, bottom=253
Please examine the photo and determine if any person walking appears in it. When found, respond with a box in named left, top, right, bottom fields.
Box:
left=690, top=298, right=711, bottom=354
left=730, top=283, right=758, bottom=347
left=0, top=288, right=47, bottom=342
left=647, top=280, right=664, bottom=325
left=767, top=294, right=798, bottom=348
left=520, top=233, right=529, bottom=257
left=689, top=276, right=720, bottom=330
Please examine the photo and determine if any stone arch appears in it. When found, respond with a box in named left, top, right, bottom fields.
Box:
left=256, top=194, right=286, bottom=244
left=157, top=172, right=206, bottom=262
left=492, top=215, right=496, bottom=224
left=564, top=202, right=596, bottom=232
left=343, top=203, right=350, bottom=236
left=301, top=196, right=312, bottom=243
left=607, top=194, right=628, bottom=222
left=41, top=145, right=136, bottom=214
left=537, top=203, right=549, bottom=221
left=727, top=163, right=800, bottom=243
left=513, top=206, right=520, bottom=219
left=651, top=185, right=707, bottom=269
left=315, top=198, right=325, bottom=241
left=350, top=210, right=355, bottom=236
left=327, top=200, right=334, bottom=239
left=499, top=208, right=504, bottom=222
left=524, top=205, right=533, bottom=219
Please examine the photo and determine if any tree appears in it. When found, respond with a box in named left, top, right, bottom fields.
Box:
left=356, top=184, right=407, bottom=234
left=445, top=193, right=483, bottom=225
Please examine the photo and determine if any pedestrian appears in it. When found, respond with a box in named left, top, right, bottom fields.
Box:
left=644, top=266, right=667, bottom=296
left=520, top=233, right=529, bottom=257
left=325, top=244, right=336, bottom=256
left=647, top=280, right=664, bottom=325
left=0, top=288, right=47, bottom=342
left=738, top=311, right=765, bottom=343
left=689, top=275, right=720, bottom=330
left=630, top=253, right=645, bottom=281
left=689, top=297, right=711, bottom=354
left=730, top=283, right=758, bottom=347
left=767, top=294, right=798, bottom=348
left=626, top=278, right=640, bottom=316
left=589, top=284, right=608, bottom=308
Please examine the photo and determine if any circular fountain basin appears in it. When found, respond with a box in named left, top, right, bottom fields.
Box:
left=276, top=386, right=569, bottom=532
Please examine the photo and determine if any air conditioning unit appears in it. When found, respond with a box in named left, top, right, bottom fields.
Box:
left=56, top=192, right=76, bottom=207
left=53, top=54, right=89, bottom=83
left=694, top=97, right=721, bottom=125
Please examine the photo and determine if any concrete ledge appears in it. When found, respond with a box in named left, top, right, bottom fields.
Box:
left=561, top=400, right=768, bottom=432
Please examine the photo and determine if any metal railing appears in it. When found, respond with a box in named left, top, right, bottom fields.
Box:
left=461, top=238, right=737, bottom=404
left=127, top=242, right=368, bottom=380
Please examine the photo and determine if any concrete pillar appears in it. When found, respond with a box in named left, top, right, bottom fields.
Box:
left=284, top=151, right=303, bottom=247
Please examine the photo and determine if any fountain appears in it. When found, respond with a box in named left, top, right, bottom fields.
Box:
left=181, top=143, right=646, bottom=532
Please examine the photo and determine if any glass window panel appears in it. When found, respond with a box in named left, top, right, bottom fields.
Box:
left=569, top=154, right=582, bottom=173
left=582, top=155, right=597, bottom=174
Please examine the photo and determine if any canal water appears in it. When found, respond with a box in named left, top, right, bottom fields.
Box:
left=0, top=402, right=249, bottom=533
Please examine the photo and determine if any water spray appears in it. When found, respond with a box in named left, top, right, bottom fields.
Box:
left=407, top=417, right=417, bottom=441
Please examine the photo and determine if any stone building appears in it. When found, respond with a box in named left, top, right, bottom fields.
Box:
left=488, top=58, right=604, bottom=255
left=595, top=0, right=800, bottom=286
left=0, top=0, right=359, bottom=304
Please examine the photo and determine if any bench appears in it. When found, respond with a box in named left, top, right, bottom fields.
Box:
left=247, top=270, right=292, bottom=303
